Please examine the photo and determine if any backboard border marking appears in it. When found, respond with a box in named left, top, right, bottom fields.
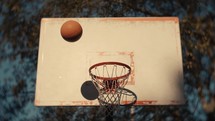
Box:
left=118, top=52, right=135, bottom=85
left=35, top=99, right=185, bottom=106
left=40, top=17, right=179, bottom=24
left=99, top=17, right=178, bottom=23
left=95, top=51, right=135, bottom=85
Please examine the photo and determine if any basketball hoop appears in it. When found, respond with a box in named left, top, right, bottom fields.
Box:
left=89, top=62, right=137, bottom=119
left=89, top=62, right=131, bottom=91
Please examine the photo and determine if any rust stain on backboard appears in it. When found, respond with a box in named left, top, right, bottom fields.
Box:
left=129, top=52, right=135, bottom=85
left=98, top=52, right=112, bottom=56
left=71, top=101, right=96, bottom=105
left=118, top=52, right=135, bottom=85
left=34, top=100, right=40, bottom=106
left=98, top=52, right=106, bottom=56
left=135, top=100, right=158, bottom=105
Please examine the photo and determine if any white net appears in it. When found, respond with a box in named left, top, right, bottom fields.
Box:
left=89, top=62, right=131, bottom=92
left=89, top=62, right=136, bottom=117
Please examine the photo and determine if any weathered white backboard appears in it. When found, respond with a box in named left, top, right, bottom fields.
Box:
left=35, top=17, right=185, bottom=106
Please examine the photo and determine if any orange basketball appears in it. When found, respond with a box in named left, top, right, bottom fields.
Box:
left=60, top=20, right=82, bottom=42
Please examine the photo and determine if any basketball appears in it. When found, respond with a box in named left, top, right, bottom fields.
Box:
left=60, top=20, right=82, bottom=42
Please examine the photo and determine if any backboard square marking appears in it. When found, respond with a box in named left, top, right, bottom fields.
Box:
left=87, top=51, right=135, bottom=85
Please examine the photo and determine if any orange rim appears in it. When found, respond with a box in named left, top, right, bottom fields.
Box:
left=89, top=62, right=131, bottom=81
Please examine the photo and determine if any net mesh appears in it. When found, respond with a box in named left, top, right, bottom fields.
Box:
left=90, top=62, right=130, bottom=92
left=89, top=62, right=132, bottom=116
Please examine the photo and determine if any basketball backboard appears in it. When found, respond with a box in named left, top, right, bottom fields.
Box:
left=35, top=17, right=185, bottom=106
